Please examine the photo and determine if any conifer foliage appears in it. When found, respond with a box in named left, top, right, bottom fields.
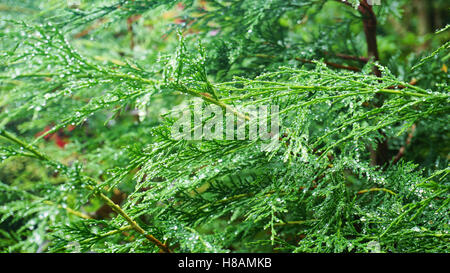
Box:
left=0, top=0, right=448, bottom=253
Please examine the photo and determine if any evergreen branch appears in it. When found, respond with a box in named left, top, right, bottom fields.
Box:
left=356, top=187, right=397, bottom=196
left=0, top=130, right=171, bottom=253
left=1, top=0, right=448, bottom=253
left=274, top=219, right=318, bottom=226
left=0, top=182, right=91, bottom=220
left=89, top=186, right=171, bottom=252
left=42, top=200, right=92, bottom=220
left=380, top=188, right=449, bottom=238
left=76, top=224, right=133, bottom=245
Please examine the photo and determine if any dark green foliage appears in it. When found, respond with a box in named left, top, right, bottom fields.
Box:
left=0, top=0, right=448, bottom=253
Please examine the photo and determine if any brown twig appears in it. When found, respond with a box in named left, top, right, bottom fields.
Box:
left=127, top=15, right=141, bottom=50
left=295, top=57, right=361, bottom=72
left=324, top=52, right=369, bottom=63
left=73, top=19, right=108, bottom=39
left=386, top=78, right=418, bottom=90
left=357, top=0, right=381, bottom=76
left=392, top=124, right=417, bottom=164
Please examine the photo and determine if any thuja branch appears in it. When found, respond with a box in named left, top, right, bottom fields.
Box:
left=0, top=130, right=50, bottom=162
left=0, top=130, right=171, bottom=253
left=89, top=185, right=171, bottom=252
left=380, top=188, right=449, bottom=237
left=42, top=200, right=92, bottom=220
left=76, top=225, right=133, bottom=246
left=274, top=219, right=318, bottom=226
left=357, top=187, right=397, bottom=196
left=53, top=225, right=134, bottom=252
left=169, top=83, right=251, bottom=121
left=0, top=181, right=92, bottom=220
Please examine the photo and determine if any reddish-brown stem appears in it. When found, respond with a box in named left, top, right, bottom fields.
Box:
left=386, top=78, right=418, bottom=90
left=392, top=124, right=417, bottom=164
left=359, top=1, right=387, bottom=165
left=295, top=57, right=361, bottom=72
left=127, top=15, right=141, bottom=50
left=324, top=52, right=369, bottom=63
left=73, top=19, right=108, bottom=39
left=337, top=0, right=389, bottom=166
left=357, top=0, right=381, bottom=76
